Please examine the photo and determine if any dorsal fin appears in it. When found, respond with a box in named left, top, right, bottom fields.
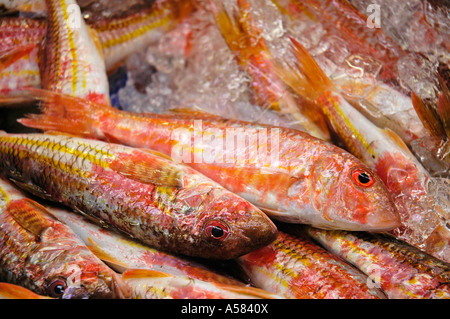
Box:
left=108, top=150, right=183, bottom=188
left=6, top=198, right=55, bottom=238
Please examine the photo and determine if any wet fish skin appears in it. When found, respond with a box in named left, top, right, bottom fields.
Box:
left=305, top=226, right=450, bottom=299
left=122, top=268, right=284, bottom=299
left=0, top=177, right=128, bottom=299
left=19, top=89, right=400, bottom=232
left=90, top=0, right=194, bottom=70
left=49, top=204, right=246, bottom=286
left=237, top=229, right=386, bottom=299
left=0, top=132, right=277, bottom=259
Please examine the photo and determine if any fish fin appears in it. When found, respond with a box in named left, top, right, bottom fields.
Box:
left=258, top=206, right=297, bottom=222
left=0, top=44, right=36, bottom=73
left=109, top=151, right=184, bottom=188
left=213, top=283, right=282, bottom=299
left=0, top=283, right=52, bottom=299
left=381, top=127, right=411, bottom=152
left=168, top=107, right=217, bottom=117
left=139, top=148, right=174, bottom=162
left=411, top=91, right=446, bottom=138
left=437, top=75, right=450, bottom=138
left=122, top=268, right=174, bottom=280
left=6, top=198, right=55, bottom=238
left=87, top=26, right=105, bottom=63
left=101, top=131, right=125, bottom=145
left=17, top=88, right=108, bottom=138
left=85, top=237, right=130, bottom=273
left=8, top=179, right=54, bottom=201
left=0, top=95, right=35, bottom=106
left=274, top=36, right=333, bottom=102
left=209, top=0, right=270, bottom=63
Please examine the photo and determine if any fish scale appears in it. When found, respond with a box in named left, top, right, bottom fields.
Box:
left=0, top=132, right=277, bottom=259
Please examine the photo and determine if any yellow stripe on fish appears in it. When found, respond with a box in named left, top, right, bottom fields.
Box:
left=0, top=135, right=113, bottom=178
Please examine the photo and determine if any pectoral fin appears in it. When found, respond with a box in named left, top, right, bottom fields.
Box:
left=109, top=151, right=184, bottom=188
left=6, top=198, right=55, bottom=238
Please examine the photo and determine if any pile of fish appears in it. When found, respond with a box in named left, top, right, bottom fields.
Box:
left=0, top=0, right=449, bottom=299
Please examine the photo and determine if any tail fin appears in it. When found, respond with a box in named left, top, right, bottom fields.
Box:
left=17, top=88, right=110, bottom=138
left=274, top=36, right=333, bottom=102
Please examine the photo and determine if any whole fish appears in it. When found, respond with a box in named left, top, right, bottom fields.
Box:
left=272, top=35, right=450, bottom=261
left=0, top=282, right=52, bottom=299
left=236, top=230, right=386, bottom=299
left=122, top=268, right=283, bottom=299
left=0, top=177, right=128, bottom=299
left=40, top=0, right=110, bottom=104
left=0, top=132, right=277, bottom=259
left=305, top=226, right=450, bottom=299
left=49, top=204, right=246, bottom=286
left=19, top=89, right=400, bottom=232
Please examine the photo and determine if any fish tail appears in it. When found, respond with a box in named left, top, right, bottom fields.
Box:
left=209, top=0, right=270, bottom=63
left=18, top=88, right=106, bottom=138
left=274, top=36, right=333, bottom=102
left=0, top=44, right=37, bottom=73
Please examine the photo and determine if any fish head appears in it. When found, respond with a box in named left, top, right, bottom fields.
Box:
left=41, top=245, right=130, bottom=299
left=184, top=186, right=277, bottom=259
left=311, top=152, right=400, bottom=231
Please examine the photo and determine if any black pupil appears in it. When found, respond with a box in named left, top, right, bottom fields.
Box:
left=358, top=172, right=371, bottom=184
left=53, top=284, right=65, bottom=295
left=211, top=226, right=224, bottom=238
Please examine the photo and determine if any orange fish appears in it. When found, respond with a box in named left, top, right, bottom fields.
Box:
left=19, top=88, right=400, bottom=232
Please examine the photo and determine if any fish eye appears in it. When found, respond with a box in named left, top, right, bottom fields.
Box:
left=47, top=279, right=67, bottom=298
left=204, top=220, right=230, bottom=240
left=351, top=168, right=375, bottom=188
